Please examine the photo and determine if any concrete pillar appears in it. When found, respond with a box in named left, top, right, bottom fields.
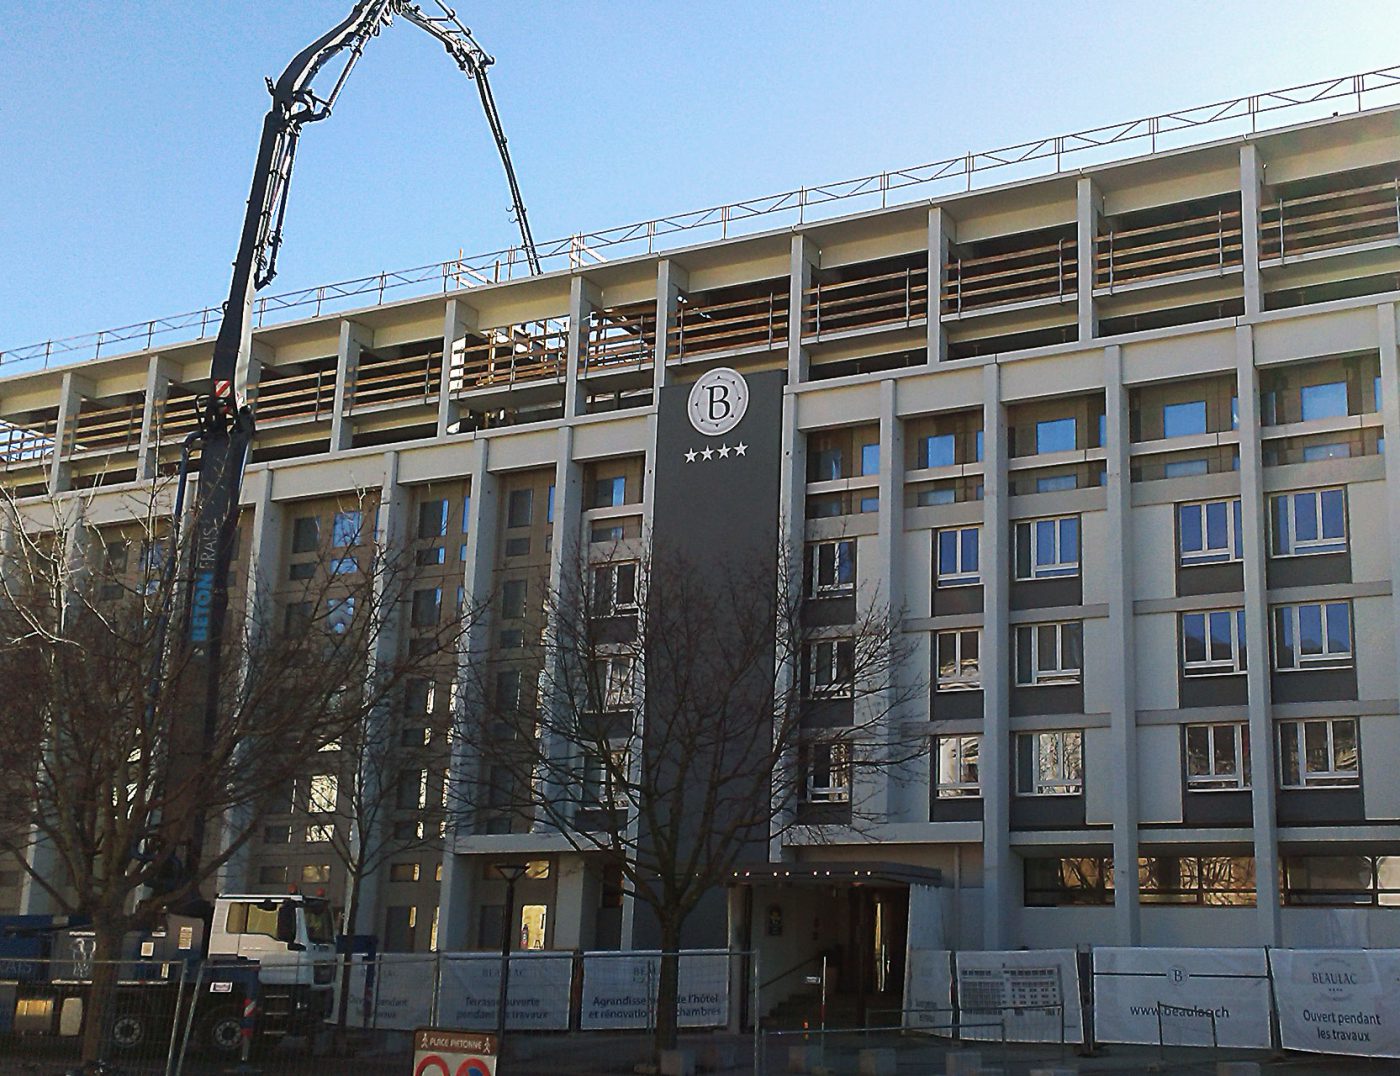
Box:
left=550, top=856, right=589, bottom=950
left=438, top=437, right=498, bottom=950
left=1102, top=345, right=1141, bottom=943
left=330, top=320, right=372, bottom=452
left=1235, top=324, right=1282, bottom=942
left=137, top=356, right=176, bottom=481
left=788, top=236, right=817, bottom=384
left=436, top=299, right=477, bottom=437
left=653, top=259, right=688, bottom=391
left=980, top=360, right=1013, bottom=948
left=1377, top=304, right=1400, bottom=697
left=928, top=208, right=955, bottom=363
left=1076, top=177, right=1102, bottom=342
left=1240, top=144, right=1265, bottom=318
left=866, top=379, right=904, bottom=821
left=771, top=389, right=806, bottom=863
left=566, top=276, right=602, bottom=420
left=48, top=371, right=91, bottom=494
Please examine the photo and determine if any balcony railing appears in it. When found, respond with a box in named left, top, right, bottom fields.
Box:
left=70, top=399, right=144, bottom=455
left=584, top=303, right=656, bottom=373
left=0, top=417, right=58, bottom=468
left=1096, top=205, right=1243, bottom=290
left=451, top=320, right=567, bottom=393
left=942, top=236, right=1077, bottom=314
left=347, top=351, right=442, bottom=411
left=254, top=367, right=336, bottom=424
left=668, top=288, right=788, bottom=359
left=1261, top=175, right=1400, bottom=262
left=157, top=389, right=201, bottom=444
left=803, top=265, right=930, bottom=338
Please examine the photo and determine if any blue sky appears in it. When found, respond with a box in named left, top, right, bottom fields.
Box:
left=3, top=1, right=1399, bottom=353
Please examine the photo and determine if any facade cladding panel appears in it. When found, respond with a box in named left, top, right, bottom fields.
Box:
left=4, top=105, right=1400, bottom=957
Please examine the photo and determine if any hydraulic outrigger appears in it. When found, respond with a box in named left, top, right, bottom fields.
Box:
left=152, top=0, right=538, bottom=901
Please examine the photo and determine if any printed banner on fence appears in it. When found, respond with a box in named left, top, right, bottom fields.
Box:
left=1093, top=947, right=1271, bottom=1048
left=368, top=956, right=435, bottom=1030
left=904, top=949, right=953, bottom=1031
left=955, top=949, right=1084, bottom=1044
left=579, top=951, right=729, bottom=1030
left=1270, top=948, right=1400, bottom=1058
left=438, top=953, right=573, bottom=1032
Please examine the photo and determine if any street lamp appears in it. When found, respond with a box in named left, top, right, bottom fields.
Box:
left=493, top=862, right=529, bottom=1050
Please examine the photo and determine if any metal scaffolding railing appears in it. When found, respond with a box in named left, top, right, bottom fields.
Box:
left=3, top=64, right=1399, bottom=373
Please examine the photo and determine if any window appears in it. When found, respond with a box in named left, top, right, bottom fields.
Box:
left=288, top=562, right=316, bottom=581
left=390, top=863, right=422, bottom=883
left=495, top=668, right=522, bottom=711
left=1016, top=730, right=1083, bottom=795
left=806, top=638, right=854, bottom=698
left=546, top=484, right=555, bottom=523
left=1178, top=499, right=1242, bottom=565
left=860, top=443, right=880, bottom=476
left=1279, top=718, right=1359, bottom=789
left=292, top=516, right=319, bottom=553
left=301, top=864, right=332, bottom=884
left=329, top=555, right=358, bottom=575
left=593, top=476, right=626, bottom=509
left=1163, top=400, right=1207, bottom=438
left=225, top=901, right=285, bottom=937
left=591, top=562, right=638, bottom=616
left=808, top=444, right=844, bottom=482
left=935, top=527, right=980, bottom=587
left=808, top=539, right=855, bottom=597
left=384, top=906, right=417, bottom=951
left=1284, top=856, right=1400, bottom=906
left=393, top=821, right=425, bottom=841
left=308, top=774, right=338, bottom=814
left=1035, top=474, right=1077, bottom=493
left=1014, top=516, right=1079, bottom=580
left=1273, top=602, right=1352, bottom=670
left=332, top=510, right=363, bottom=548
left=1181, top=609, right=1247, bottom=676
left=501, top=579, right=527, bottom=619
left=411, top=588, right=441, bottom=629
left=326, top=596, right=356, bottom=635
left=592, top=524, right=625, bottom=544
left=934, top=736, right=980, bottom=799
left=507, top=488, right=533, bottom=528
left=1139, top=856, right=1255, bottom=906
left=304, top=824, right=333, bottom=843
left=917, top=433, right=956, bottom=469
left=803, top=739, right=851, bottom=803
left=417, top=499, right=448, bottom=540
left=1163, top=459, right=1208, bottom=478
left=1300, top=381, right=1348, bottom=421
left=397, top=768, right=429, bottom=810
left=262, top=825, right=291, bottom=844
left=935, top=630, right=980, bottom=692
left=1024, top=856, right=1112, bottom=906
left=1185, top=723, right=1250, bottom=790
left=1014, top=622, right=1082, bottom=686
left=1269, top=488, right=1346, bottom=556
left=1035, top=417, right=1077, bottom=455
left=1302, top=441, right=1350, bottom=462
left=859, top=495, right=879, bottom=513
left=582, top=745, right=629, bottom=810
left=257, top=865, right=289, bottom=886
left=591, top=657, right=633, bottom=711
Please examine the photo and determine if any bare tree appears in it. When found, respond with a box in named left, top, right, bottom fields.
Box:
left=0, top=482, right=470, bottom=1063
left=459, top=537, right=922, bottom=1054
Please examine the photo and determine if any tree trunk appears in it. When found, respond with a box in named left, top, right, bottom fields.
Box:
left=654, top=918, right=682, bottom=1056
left=79, top=921, right=122, bottom=1064
left=335, top=870, right=363, bottom=1042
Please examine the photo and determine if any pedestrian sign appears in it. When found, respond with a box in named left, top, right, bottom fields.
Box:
left=413, top=1028, right=498, bottom=1076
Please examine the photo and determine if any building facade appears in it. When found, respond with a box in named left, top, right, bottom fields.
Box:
left=4, top=105, right=1400, bottom=989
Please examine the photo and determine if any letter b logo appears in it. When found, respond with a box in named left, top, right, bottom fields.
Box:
left=687, top=368, right=748, bottom=436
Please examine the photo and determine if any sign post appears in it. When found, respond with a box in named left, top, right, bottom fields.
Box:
left=412, top=1028, right=498, bottom=1076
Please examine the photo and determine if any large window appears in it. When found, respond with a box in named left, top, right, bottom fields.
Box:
left=1014, top=516, right=1080, bottom=580
left=1014, top=622, right=1082, bottom=686
left=1283, top=856, right=1400, bottom=906
left=593, top=476, right=626, bottom=509
left=591, top=562, right=638, bottom=617
left=1138, top=856, right=1255, bottom=906
left=1035, top=417, right=1077, bottom=455
left=1272, top=602, right=1352, bottom=670
left=1015, top=730, right=1083, bottom=796
left=1278, top=718, right=1359, bottom=788
left=1185, top=723, right=1250, bottom=791
left=1181, top=609, right=1247, bottom=676
left=917, top=433, right=956, bottom=469
left=808, top=539, right=855, bottom=598
left=1269, top=488, right=1346, bottom=557
left=590, top=657, right=633, bottom=712
left=934, top=736, right=980, bottom=799
left=1162, top=400, right=1207, bottom=438
left=417, top=499, right=448, bottom=540
left=806, top=638, right=854, bottom=698
left=1300, top=381, right=1349, bottom=422
left=1023, top=856, right=1111, bottom=906
left=935, top=630, right=980, bottom=692
left=1177, top=499, right=1242, bottom=566
left=802, top=739, right=851, bottom=804
left=935, top=527, right=980, bottom=587
left=332, top=510, right=363, bottom=549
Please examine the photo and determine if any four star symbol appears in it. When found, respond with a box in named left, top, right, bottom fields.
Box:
left=685, top=442, right=750, bottom=462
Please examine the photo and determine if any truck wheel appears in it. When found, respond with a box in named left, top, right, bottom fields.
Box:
left=199, top=1005, right=244, bottom=1058
left=110, top=1006, right=153, bottom=1051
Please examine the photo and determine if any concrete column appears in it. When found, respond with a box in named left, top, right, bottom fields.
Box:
left=437, top=299, right=477, bottom=437
left=771, top=390, right=805, bottom=863
left=980, top=360, right=1013, bottom=948
left=550, top=856, right=589, bottom=950
left=48, top=371, right=91, bottom=494
left=330, top=320, right=372, bottom=452
left=1240, top=144, right=1265, bottom=318
left=1235, top=324, right=1282, bottom=942
left=566, top=276, right=601, bottom=420
left=1077, top=177, right=1102, bottom=342
left=137, top=356, right=176, bottom=481
left=928, top=207, right=955, bottom=363
left=788, top=235, right=817, bottom=384
left=438, top=437, right=498, bottom=950
left=1377, top=304, right=1400, bottom=692
left=653, top=259, right=688, bottom=391
left=1102, top=345, right=1141, bottom=943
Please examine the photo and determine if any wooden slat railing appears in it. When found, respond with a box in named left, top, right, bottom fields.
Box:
left=451, top=321, right=567, bottom=393
left=0, top=417, right=59, bottom=467
left=157, top=389, right=201, bottom=444
left=942, top=237, right=1077, bottom=313
left=71, top=400, right=144, bottom=454
left=668, top=289, right=788, bottom=359
left=1261, top=176, right=1400, bottom=261
left=802, top=265, right=930, bottom=338
left=253, top=367, right=336, bottom=424
left=1096, top=206, right=1243, bottom=289
left=585, top=305, right=657, bottom=372
left=348, top=351, right=442, bottom=411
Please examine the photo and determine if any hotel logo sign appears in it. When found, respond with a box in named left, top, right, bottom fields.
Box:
left=687, top=367, right=748, bottom=437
